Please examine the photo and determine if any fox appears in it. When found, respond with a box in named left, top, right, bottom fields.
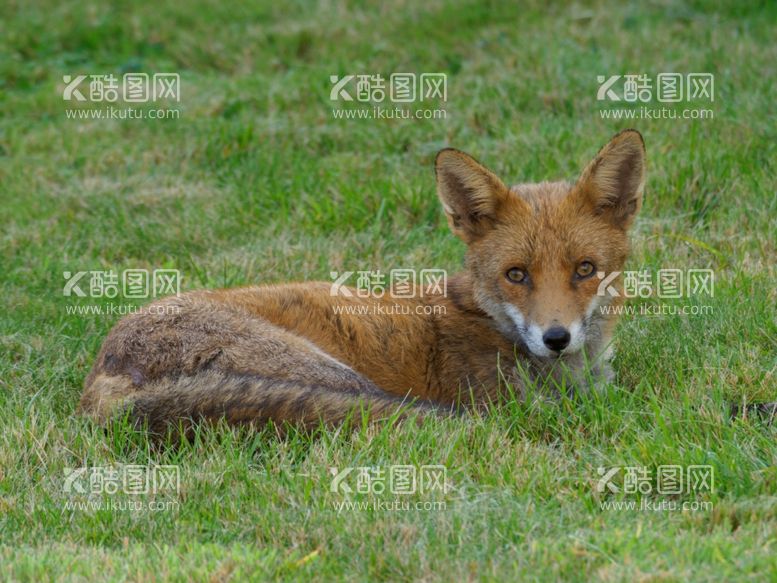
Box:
left=79, top=129, right=646, bottom=435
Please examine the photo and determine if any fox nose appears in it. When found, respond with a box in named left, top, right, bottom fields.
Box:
left=542, top=326, right=571, bottom=352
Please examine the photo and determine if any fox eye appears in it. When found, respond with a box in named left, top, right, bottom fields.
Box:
left=506, top=267, right=527, bottom=284
left=576, top=261, right=596, bottom=279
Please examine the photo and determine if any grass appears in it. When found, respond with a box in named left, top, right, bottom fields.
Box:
left=1, top=0, right=776, bottom=580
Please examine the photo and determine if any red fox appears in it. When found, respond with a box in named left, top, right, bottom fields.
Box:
left=79, top=130, right=646, bottom=434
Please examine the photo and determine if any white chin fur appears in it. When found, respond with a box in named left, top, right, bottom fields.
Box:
left=566, top=320, right=585, bottom=353
left=503, top=304, right=551, bottom=358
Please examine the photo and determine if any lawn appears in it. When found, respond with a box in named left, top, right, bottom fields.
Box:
left=1, top=0, right=776, bottom=580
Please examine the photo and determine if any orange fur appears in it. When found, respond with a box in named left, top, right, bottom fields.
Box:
left=79, top=130, right=646, bottom=434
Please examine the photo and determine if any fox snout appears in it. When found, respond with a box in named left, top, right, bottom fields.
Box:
left=525, top=317, right=587, bottom=358
left=542, top=325, right=571, bottom=352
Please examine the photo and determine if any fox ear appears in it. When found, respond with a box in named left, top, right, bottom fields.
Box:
left=575, top=130, right=646, bottom=230
left=435, top=149, right=511, bottom=242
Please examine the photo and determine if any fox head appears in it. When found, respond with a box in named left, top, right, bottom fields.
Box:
left=435, top=130, right=645, bottom=359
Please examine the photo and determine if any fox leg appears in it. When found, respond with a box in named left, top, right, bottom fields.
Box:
left=79, top=294, right=437, bottom=435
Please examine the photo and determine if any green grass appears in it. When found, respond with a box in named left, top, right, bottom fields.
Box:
left=1, top=0, right=776, bottom=580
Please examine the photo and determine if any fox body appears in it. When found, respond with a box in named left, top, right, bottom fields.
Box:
left=80, top=130, right=646, bottom=433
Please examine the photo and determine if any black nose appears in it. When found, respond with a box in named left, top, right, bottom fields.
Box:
left=543, top=326, right=571, bottom=352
